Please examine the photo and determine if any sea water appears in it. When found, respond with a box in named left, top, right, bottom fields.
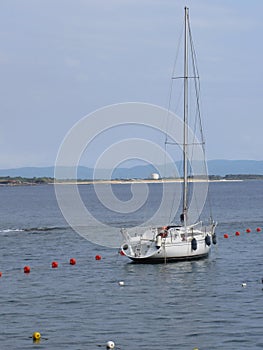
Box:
left=0, top=181, right=262, bottom=350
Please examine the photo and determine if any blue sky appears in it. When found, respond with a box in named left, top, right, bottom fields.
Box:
left=1, top=0, right=263, bottom=169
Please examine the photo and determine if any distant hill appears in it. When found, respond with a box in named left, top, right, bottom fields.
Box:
left=0, top=165, right=159, bottom=180
left=1, top=160, right=263, bottom=179
left=207, top=160, right=263, bottom=176
left=0, top=167, right=55, bottom=178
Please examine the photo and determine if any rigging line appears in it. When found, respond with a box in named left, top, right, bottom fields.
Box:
left=172, top=76, right=199, bottom=79
left=164, top=19, right=184, bottom=219
left=187, top=17, right=201, bottom=163
left=188, top=17, right=214, bottom=221
left=164, top=19, right=184, bottom=144
left=165, top=141, right=204, bottom=145
left=168, top=155, right=184, bottom=224
left=185, top=13, right=209, bottom=222
left=188, top=19, right=205, bottom=149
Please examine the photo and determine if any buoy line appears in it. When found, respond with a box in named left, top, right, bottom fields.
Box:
left=223, top=226, right=262, bottom=238
left=0, top=253, right=110, bottom=278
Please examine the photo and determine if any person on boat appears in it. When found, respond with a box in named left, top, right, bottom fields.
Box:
left=158, top=226, right=168, bottom=238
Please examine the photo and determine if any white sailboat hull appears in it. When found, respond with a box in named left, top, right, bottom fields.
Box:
left=120, top=223, right=216, bottom=263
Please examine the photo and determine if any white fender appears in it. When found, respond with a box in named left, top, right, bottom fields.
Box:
left=156, top=235, right=162, bottom=248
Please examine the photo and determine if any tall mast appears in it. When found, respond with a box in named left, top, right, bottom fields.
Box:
left=182, top=6, right=189, bottom=224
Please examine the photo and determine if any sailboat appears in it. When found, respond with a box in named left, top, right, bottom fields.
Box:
left=120, top=7, right=217, bottom=263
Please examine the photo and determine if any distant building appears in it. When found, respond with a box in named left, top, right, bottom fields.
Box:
left=151, top=173, right=160, bottom=180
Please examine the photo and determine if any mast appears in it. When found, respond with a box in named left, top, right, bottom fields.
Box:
left=182, top=6, right=189, bottom=224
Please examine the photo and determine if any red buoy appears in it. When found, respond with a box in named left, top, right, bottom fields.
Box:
left=0, top=272, right=2, bottom=277
left=246, top=228, right=251, bottom=233
left=95, top=255, right=102, bottom=260
left=24, top=266, right=31, bottom=274
left=256, top=227, right=261, bottom=232
left=235, top=231, right=240, bottom=236
left=69, top=258, right=76, bottom=265
left=52, top=261, right=58, bottom=268
left=224, top=234, right=229, bottom=239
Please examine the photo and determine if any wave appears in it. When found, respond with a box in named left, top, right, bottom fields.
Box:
left=0, top=226, right=69, bottom=234
left=24, top=226, right=67, bottom=232
left=0, top=228, right=24, bottom=233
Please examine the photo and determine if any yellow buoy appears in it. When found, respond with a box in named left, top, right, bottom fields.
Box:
left=32, top=332, right=41, bottom=341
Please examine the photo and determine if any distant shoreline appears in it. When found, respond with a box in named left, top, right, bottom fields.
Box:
left=53, top=178, right=243, bottom=185
left=2, top=174, right=263, bottom=186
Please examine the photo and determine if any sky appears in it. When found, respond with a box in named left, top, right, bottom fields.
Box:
left=1, top=0, right=263, bottom=169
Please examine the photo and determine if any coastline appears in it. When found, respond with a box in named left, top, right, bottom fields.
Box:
left=53, top=178, right=243, bottom=185
left=2, top=176, right=259, bottom=186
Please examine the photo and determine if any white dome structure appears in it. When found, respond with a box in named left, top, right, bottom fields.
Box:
left=151, top=173, right=160, bottom=180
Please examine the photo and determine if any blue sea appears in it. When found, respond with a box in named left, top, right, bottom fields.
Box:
left=0, top=181, right=263, bottom=350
